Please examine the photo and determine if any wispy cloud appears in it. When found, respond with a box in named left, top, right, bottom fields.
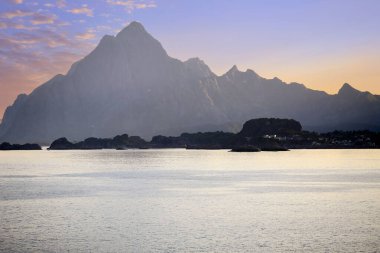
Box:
left=10, top=0, right=23, bottom=4
left=1, top=10, right=33, bottom=19
left=106, top=0, right=156, bottom=12
left=43, top=0, right=66, bottom=9
left=30, top=13, right=57, bottom=25
left=0, top=30, right=72, bottom=48
left=44, top=3, right=55, bottom=8
left=75, top=29, right=96, bottom=40
left=68, top=5, right=93, bottom=17
left=0, top=20, right=37, bottom=30
left=56, top=0, right=66, bottom=9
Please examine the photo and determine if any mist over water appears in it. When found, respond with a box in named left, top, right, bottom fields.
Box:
left=0, top=149, right=379, bottom=252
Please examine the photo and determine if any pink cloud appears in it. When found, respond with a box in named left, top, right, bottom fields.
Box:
left=68, top=6, right=93, bottom=17
left=75, top=29, right=96, bottom=40
left=0, top=10, right=33, bottom=19
left=9, top=0, right=23, bottom=4
left=0, top=20, right=37, bottom=30
left=30, top=13, right=57, bottom=25
left=56, top=0, right=66, bottom=8
left=106, top=0, right=156, bottom=11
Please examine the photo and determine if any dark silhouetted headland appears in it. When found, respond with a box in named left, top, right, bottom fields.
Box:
left=48, top=118, right=380, bottom=152
left=0, top=142, right=41, bottom=150
left=48, top=134, right=146, bottom=150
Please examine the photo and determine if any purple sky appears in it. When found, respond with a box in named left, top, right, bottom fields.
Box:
left=1, top=0, right=379, bottom=117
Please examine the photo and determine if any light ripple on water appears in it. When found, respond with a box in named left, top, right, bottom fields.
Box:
left=0, top=149, right=379, bottom=252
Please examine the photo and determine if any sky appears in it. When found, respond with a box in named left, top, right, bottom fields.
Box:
left=0, top=0, right=379, bottom=117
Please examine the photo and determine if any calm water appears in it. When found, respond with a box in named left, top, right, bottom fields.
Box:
left=0, top=149, right=379, bottom=252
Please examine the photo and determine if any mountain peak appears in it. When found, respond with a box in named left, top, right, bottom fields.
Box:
left=127, top=21, right=145, bottom=31
left=230, top=65, right=239, bottom=72
left=224, top=65, right=240, bottom=77
left=112, top=21, right=168, bottom=58
left=185, top=57, right=203, bottom=64
left=116, top=21, right=148, bottom=39
left=184, top=57, right=213, bottom=77
left=245, top=68, right=259, bottom=78
left=338, top=83, right=360, bottom=96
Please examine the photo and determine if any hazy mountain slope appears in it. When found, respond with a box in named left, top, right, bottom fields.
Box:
left=1, top=22, right=379, bottom=144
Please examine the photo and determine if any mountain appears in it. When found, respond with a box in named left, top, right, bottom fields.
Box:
left=1, top=21, right=380, bottom=144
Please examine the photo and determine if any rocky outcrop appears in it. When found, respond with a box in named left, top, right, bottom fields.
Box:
left=48, top=138, right=76, bottom=150
left=48, top=134, right=147, bottom=150
left=238, top=118, right=302, bottom=137
left=0, top=142, right=41, bottom=150
left=230, top=146, right=261, bottom=152
left=47, top=117, right=380, bottom=151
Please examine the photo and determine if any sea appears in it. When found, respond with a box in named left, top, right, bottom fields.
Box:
left=0, top=149, right=379, bottom=252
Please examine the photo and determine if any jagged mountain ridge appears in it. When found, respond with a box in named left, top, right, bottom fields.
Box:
left=1, top=21, right=379, bottom=144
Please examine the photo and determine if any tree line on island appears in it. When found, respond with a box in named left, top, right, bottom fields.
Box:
left=47, top=118, right=304, bottom=151
left=2, top=118, right=379, bottom=151
left=0, top=142, right=41, bottom=150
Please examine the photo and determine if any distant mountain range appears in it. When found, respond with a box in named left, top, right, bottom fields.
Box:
left=1, top=21, right=379, bottom=144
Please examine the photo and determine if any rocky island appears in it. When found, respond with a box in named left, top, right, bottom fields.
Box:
left=48, top=118, right=380, bottom=152
left=48, top=134, right=146, bottom=150
left=0, top=142, right=42, bottom=150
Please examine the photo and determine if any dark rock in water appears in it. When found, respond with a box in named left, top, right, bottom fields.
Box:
left=150, top=135, right=184, bottom=148
left=47, top=117, right=380, bottom=151
left=251, top=137, right=289, bottom=151
left=113, top=134, right=129, bottom=148
left=230, top=146, right=261, bottom=152
left=186, top=144, right=224, bottom=150
left=127, top=136, right=147, bottom=148
left=77, top=137, right=113, bottom=149
left=239, top=118, right=302, bottom=138
left=151, top=132, right=241, bottom=149
left=0, top=142, right=13, bottom=150
left=48, top=137, right=76, bottom=150
left=260, top=145, right=289, bottom=151
left=0, top=142, right=41, bottom=150
left=180, top=131, right=240, bottom=149
left=48, top=134, right=148, bottom=150
left=20, top=143, right=42, bottom=150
